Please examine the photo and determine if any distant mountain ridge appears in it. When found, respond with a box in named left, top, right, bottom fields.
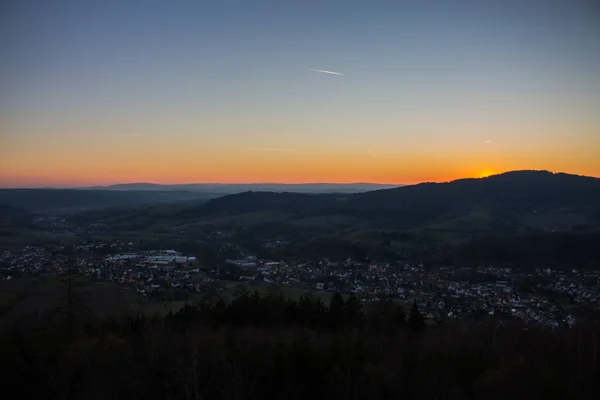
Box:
left=6, top=171, right=600, bottom=230
left=168, top=170, right=600, bottom=230
left=0, top=189, right=220, bottom=213
left=0, top=183, right=399, bottom=213
left=0, top=204, right=29, bottom=217
left=82, top=182, right=400, bottom=193
left=63, top=170, right=600, bottom=249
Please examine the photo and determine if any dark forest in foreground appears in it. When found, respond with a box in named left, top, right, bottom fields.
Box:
left=3, top=287, right=600, bottom=400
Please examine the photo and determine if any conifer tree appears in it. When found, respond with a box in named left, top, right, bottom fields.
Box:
left=408, top=301, right=426, bottom=332
left=329, top=291, right=346, bottom=327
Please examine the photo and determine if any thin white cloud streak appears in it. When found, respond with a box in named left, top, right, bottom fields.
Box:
left=247, top=147, right=297, bottom=152
left=309, top=69, right=344, bottom=76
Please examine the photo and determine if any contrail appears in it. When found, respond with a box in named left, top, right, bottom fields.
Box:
left=309, top=69, right=344, bottom=76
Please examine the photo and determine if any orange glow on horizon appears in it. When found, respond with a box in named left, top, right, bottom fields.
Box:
left=476, top=169, right=496, bottom=179
left=2, top=166, right=599, bottom=188
left=2, top=143, right=600, bottom=188
left=4, top=0, right=600, bottom=190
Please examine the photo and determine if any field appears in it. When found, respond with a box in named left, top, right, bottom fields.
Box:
left=0, top=225, right=81, bottom=250
left=0, top=276, right=336, bottom=323
left=0, top=276, right=139, bottom=323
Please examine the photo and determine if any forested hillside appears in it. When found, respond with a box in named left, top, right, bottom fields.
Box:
left=3, top=288, right=599, bottom=399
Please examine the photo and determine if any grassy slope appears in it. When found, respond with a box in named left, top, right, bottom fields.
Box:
left=0, top=276, right=336, bottom=322
left=0, top=227, right=81, bottom=250
left=0, top=277, right=137, bottom=323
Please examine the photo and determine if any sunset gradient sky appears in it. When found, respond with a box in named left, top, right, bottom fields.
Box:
left=2, top=0, right=599, bottom=187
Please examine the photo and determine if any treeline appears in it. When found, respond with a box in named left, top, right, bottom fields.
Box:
left=167, top=289, right=423, bottom=333
left=2, top=289, right=600, bottom=399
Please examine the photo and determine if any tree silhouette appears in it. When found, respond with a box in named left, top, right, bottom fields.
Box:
left=393, top=304, right=407, bottom=328
left=57, top=246, right=90, bottom=337
left=408, top=301, right=425, bottom=332
left=328, top=292, right=346, bottom=328
left=345, top=292, right=362, bottom=327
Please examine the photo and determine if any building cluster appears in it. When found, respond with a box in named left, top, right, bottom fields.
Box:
left=215, top=257, right=600, bottom=328
left=77, top=249, right=213, bottom=297
left=0, top=243, right=214, bottom=298
left=2, top=241, right=599, bottom=328
left=0, top=245, right=71, bottom=278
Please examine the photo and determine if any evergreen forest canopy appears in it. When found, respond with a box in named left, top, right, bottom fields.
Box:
left=3, top=284, right=599, bottom=400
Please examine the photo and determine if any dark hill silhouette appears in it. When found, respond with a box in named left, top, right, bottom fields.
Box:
left=69, top=170, right=600, bottom=240
left=172, top=170, right=600, bottom=229
left=0, top=204, right=29, bottom=217
left=176, top=192, right=341, bottom=219
left=84, top=182, right=398, bottom=193
left=353, top=170, right=600, bottom=210
left=0, top=189, right=221, bottom=213
left=340, top=170, right=600, bottom=226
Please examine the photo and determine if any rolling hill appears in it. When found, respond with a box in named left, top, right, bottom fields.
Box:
left=0, top=183, right=401, bottom=213
left=82, top=182, right=399, bottom=193
left=0, top=189, right=222, bottom=213
left=0, top=204, right=29, bottom=217
left=73, top=170, right=600, bottom=237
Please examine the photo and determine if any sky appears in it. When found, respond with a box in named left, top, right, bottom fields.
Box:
left=1, top=0, right=599, bottom=187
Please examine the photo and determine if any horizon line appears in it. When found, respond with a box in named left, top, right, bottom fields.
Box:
left=0, top=169, right=600, bottom=190
left=0, top=181, right=404, bottom=190
left=2, top=169, right=598, bottom=190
